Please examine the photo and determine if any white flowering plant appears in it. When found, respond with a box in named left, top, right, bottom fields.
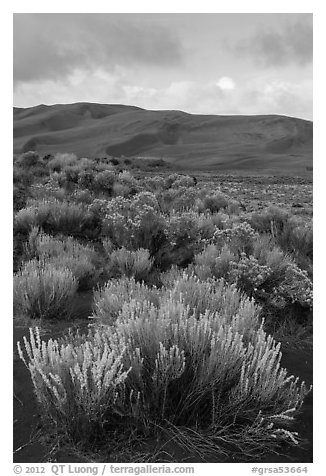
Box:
left=18, top=287, right=310, bottom=457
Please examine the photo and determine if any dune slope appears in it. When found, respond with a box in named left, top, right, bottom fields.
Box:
left=13, top=102, right=313, bottom=175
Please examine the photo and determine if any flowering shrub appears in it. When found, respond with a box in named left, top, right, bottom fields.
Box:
left=143, top=176, right=165, bottom=193
left=194, top=242, right=313, bottom=312
left=107, top=247, right=153, bottom=281
left=92, top=277, right=161, bottom=325
left=102, top=193, right=166, bottom=252
left=14, top=259, right=77, bottom=320
left=30, top=180, right=66, bottom=202
left=165, top=212, right=201, bottom=248
left=228, top=253, right=272, bottom=298
left=274, top=265, right=313, bottom=309
left=17, top=327, right=130, bottom=442
left=211, top=222, right=259, bottom=254
left=18, top=293, right=310, bottom=456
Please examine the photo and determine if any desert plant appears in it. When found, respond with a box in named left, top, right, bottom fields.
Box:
left=211, top=222, right=259, bottom=255
left=47, top=153, right=78, bottom=172
left=17, top=327, right=130, bottom=443
left=200, top=193, right=229, bottom=213
left=92, top=277, right=161, bottom=325
left=195, top=244, right=236, bottom=280
left=107, top=248, right=154, bottom=281
left=23, top=230, right=99, bottom=290
left=102, top=194, right=166, bottom=252
left=14, top=259, right=77, bottom=320
left=18, top=294, right=309, bottom=457
left=93, top=170, right=116, bottom=193
left=14, top=198, right=95, bottom=236
left=17, top=151, right=41, bottom=167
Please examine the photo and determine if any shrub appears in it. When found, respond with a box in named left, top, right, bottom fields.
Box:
left=63, top=165, right=80, bottom=185
left=144, top=176, right=165, bottom=193
left=195, top=244, right=236, bottom=280
left=165, top=212, right=201, bottom=249
left=102, top=194, right=166, bottom=253
left=14, top=199, right=95, bottom=236
left=14, top=259, right=77, bottom=320
left=24, top=230, right=99, bottom=290
left=166, top=272, right=261, bottom=335
left=30, top=181, right=66, bottom=202
left=78, top=170, right=95, bottom=189
left=93, top=170, right=116, bottom=193
left=18, top=295, right=310, bottom=456
left=201, top=193, right=229, bottom=213
left=17, top=151, right=40, bottom=167
left=194, top=241, right=313, bottom=314
left=107, top=248, right=153, bottom=281
left=211, top=222, right=259, bottom=255
left=249, top=208, right=312, bottom=269
left=92, top=277, right=160, bottom=325
left=47, top=153, right=78, bottom=172
left=13, top=183, right=29, bottom=211
left=17, top=327, right=130, bottom=443
left=111, top=182, right=131, bottom=197
left=170, top=175, right=196, bottom=189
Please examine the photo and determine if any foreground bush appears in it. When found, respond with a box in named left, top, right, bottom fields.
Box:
left=18, top=295, right=310, bottom=458
left=14, top=260, right=77, bottom=320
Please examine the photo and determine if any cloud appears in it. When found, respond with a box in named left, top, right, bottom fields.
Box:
left=233, top=15, right=312, bottom=67
left=13, top=67, right=312, bottom=121
left=216, top=77, right=236, bottom=90
left=13, top=14, right=184, bottom=84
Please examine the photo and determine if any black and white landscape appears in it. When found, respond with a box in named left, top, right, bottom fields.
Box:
left=13, top=13, right=313, bottom=465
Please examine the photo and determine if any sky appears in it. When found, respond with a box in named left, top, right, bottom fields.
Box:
left=13, top=13, right=313, bottom=119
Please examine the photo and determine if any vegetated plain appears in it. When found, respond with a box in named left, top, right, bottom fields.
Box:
left=13, top=107, right=313, bottom=464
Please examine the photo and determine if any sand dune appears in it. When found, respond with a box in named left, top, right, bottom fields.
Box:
left=13, top=102, right=313, bottom=175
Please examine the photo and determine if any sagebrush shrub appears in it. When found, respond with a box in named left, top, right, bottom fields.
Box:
left=107, top=247, right=153, bottom=281
left=93, top=170, right=116, bottom=193
left=14, top=259, right=77, bottom=320
left=17, top=151, right=41, bottom=167
left=18, top=293, right=310, bottom=455
left=92, top=277, right=160, bottom=325
left=201, top=193, right=229, bottom=213
left=24, top=230, right=98, bottom=290
left=17, top=327, right=130, bottom=442
left=195, top=244, right=236, bottom=280
left=14, top=199, right=94, bottom=236
left=47, top=153, right=78, bottom=172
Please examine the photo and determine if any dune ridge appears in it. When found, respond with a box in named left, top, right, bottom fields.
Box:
left=13, top=102, right=313, bottom=175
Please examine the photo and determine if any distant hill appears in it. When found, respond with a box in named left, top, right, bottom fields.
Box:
left=13, top=102, right=313, bottom=175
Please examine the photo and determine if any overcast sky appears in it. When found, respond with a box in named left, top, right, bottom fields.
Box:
left=13, top=13, right=313, bottom=119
